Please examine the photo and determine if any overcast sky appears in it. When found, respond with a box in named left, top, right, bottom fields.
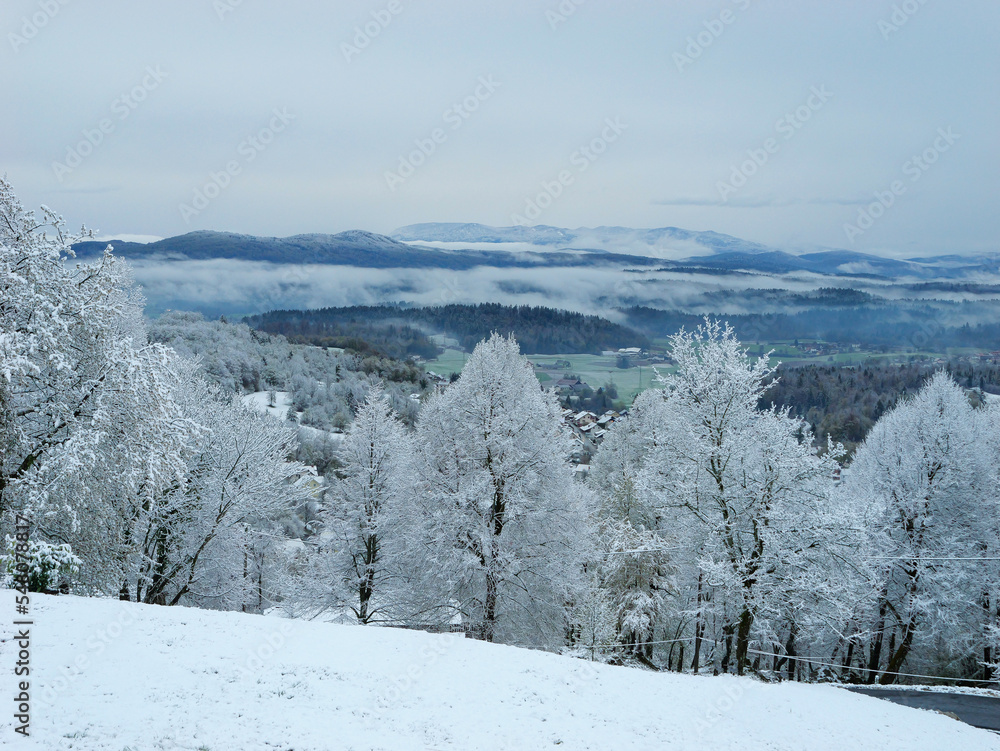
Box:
left=3, top=0, right=997, bottom=256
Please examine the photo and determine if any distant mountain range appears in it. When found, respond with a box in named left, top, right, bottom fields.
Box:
left=71, top=230, right=663, bottom=271
left=392, top=222, right=776, bottom=256
left=71, top=224, right=1000, bottom=281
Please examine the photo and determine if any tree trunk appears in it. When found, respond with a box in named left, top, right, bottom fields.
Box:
left=145, top=525, right=170, bottom=606
left=785, top=623, right=797, bottom=681
left=481, top=458, right=506, bottom=643
left=982, top=590, right=995, bottom=682
left=735, top=606, right=753, bottom=675
left=867, top=597, right=889, bottom=684
left=721, top=624, right=734, bottom=674
left=483, top=568, right=499, bottom=643
left=692, top=573, right=704, bottom=675
left=241, top=548, right=249, bottom=613
left=842, top=632, right=857, bottom=682
left=881, top=617, right=917, bottom=684
left=358, top=532, right=377, bottom=623
left=257, top=552, right=264, bottom=613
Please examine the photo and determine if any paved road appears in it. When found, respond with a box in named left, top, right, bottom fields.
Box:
left=848, top=688, right=1000, bottom=732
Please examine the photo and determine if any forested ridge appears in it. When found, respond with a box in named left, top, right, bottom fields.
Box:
left=235, top=311, right=440, bottom=361
left=625, top=304, right=1000, bottom=351
left=766, top=360, right=1000, bottom=453
left=247, top=303, right=649, bottom=355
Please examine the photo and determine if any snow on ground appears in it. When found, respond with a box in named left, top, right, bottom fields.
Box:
left=242, top=391, right=344, bottom=444
left=242, top=390, right=295, bottom=421
left=1, top=592, right=997, bottom=751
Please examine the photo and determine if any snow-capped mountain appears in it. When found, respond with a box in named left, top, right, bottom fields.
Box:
left=392, top=222, right=776, bottom=257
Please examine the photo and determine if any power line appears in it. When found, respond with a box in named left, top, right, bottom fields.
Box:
left=598, top=550, right=1000, bottom=561
left=865, top=556, right=1000, bottom=561
left=603, top=546, right=700, bottom=555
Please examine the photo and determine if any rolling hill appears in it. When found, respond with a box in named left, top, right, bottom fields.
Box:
left=70, top=230, right=664, bottom=271
left=71, top=226, right=1000, bottom=281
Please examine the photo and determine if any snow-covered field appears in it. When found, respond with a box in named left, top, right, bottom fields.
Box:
left=242, top=390, right=295, bottom=420
left=1, top=592, right=996, bottom=750
left=242, top=390, right=344, bottom=443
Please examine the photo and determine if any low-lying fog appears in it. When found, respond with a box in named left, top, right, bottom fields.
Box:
left=126, top=259, right=862, bottom=317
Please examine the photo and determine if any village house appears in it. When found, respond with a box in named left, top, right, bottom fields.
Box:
left=556, top=377, right=590, bottom=392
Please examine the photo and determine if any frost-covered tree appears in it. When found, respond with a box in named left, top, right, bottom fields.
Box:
left=655, top=322, right=849, bottom=675
left=408, top=333, right=588, bottom=645
left=588, top=400, right=677, bottom=662
left=591, top=320, right=851, bottom=675
left=598, top=520, right=676, bottom=663
left=154, top=374, right=315, bottom=611
left=325, top=383, right=413, bottom=623
left=0, top=177, right=203, bottom=589
left=23, top=349, right=203, bottom=600
left=1, top=176, right=154, bottom=518
left=977, top=400, right=1000, bottom=681
left=0, top=535, right=80, bottom=592
left=1, top=179, right=312, bottom=612
left=27, top=355, right=313, bottom=609
left=846, top=371, right=996, bottom=682
left=570, top=577, right=618, bottom=661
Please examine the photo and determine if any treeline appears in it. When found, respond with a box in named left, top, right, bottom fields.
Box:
left=700, top=287, right=879, bottom=309
left=624, top=304, right=1000, bottom=351
left=243, top=311, right=440, bottom=361
left=249, top=304, right=649, bottom=355
left=766, top=360, right=1000, bottom=454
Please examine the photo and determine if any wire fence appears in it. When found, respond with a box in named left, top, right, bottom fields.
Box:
left=744, top=647, right=997, bottom=686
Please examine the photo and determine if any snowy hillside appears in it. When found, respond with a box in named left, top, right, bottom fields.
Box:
left=242, top=390, right=345, bottom=444
left=243, top=389, right=295, bottom=420
left=2, top=591, right=995, bottom=751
